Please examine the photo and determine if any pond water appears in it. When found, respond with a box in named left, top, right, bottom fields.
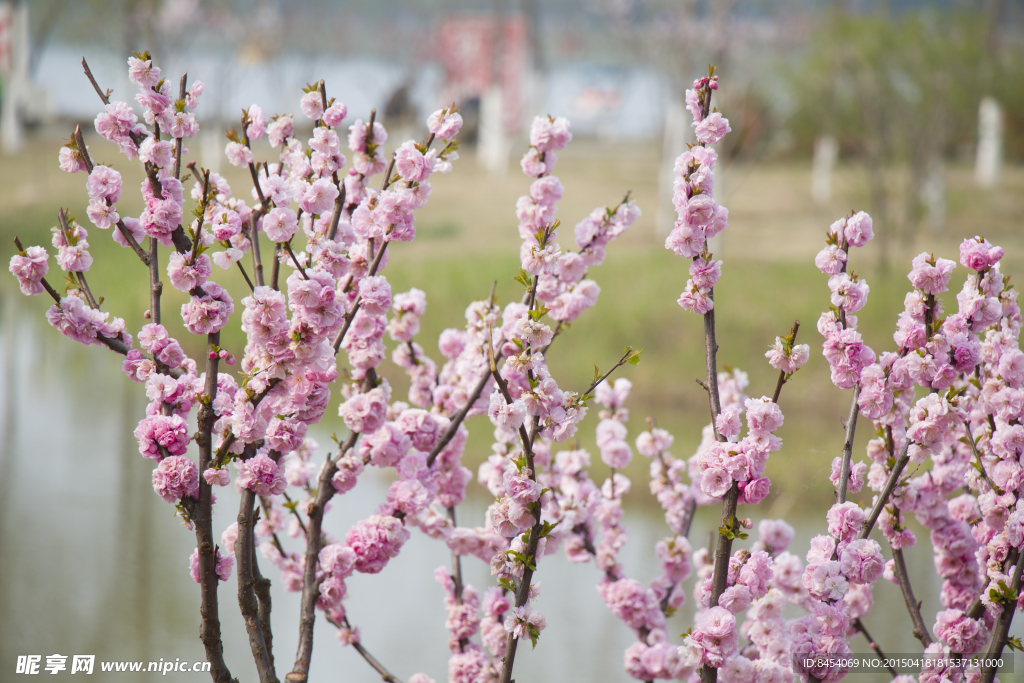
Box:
left=0, top=291, right=1020, bottom=683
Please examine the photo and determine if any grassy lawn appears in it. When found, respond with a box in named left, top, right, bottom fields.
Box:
left=4, top=129, right=1023, bottom=508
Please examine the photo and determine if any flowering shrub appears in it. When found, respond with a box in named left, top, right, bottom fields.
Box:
left=9, top=55, right=1024, bottom=683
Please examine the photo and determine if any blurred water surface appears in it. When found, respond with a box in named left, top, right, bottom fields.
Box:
left=0, top=291, right=1020, bottom=683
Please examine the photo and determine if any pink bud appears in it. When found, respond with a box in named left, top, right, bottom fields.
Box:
left=144, top=309, right=151, bottom=319
left=208, top=351, right=217, bottom=359
left=226, top=356, right=236, bottom=365
left=219, top=349, right=229, bottom=359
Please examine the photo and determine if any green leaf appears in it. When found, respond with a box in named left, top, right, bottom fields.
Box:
left=498, top=577, right=516, bottom=593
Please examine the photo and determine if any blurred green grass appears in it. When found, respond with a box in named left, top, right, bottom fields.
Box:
left=3, top=132, right=1023, bottom=510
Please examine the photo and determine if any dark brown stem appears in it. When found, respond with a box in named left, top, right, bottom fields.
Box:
left=837, top=383, right=861, bottom=504
left=249, top=212, right=266, bottom=288
left=963, top=420, right=1002, bottom=494
left=287, top=430, right=360, bottom=682
left=283, top=241, right=309, bottom=280
left=237, top=260, right=256, bottom=293
left=853, top=618, right=898, bottom=677
left=236, top=484, right=277, bottom=682
left=582, top=347, right=636, bottom=398
left=699, top=285, right=732, bottom=683
left=149, top=237, right=162, bottom=325
left=771, top=321, right=800, bottom=403
left=859, top=441, right=911, bottom=540
left=252, top=538, right=276, bottom=676
left=426, top=367, right=491, bottom=467
left=271, top=244, right=281, bottom=291
left=195, top=331, right=235, bottom=682
left=979, top=548, right=1024, bottom=683
left=447, top=506, right=469, bottom=652
left=172, top=73, right=187, bottom=179
left=891, top=547, right=932, bottom=647
left=332, top=231, right=393, bottom=353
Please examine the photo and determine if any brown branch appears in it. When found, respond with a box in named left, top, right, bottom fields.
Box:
left=213, top=378, right=281, bottom=466
left=891, top=547, right=932, bottom=647
left=252, top=536, right=276, bottom=676
left=236, top=485, right=278, bottom=683
left=447, top=506, right=469, bottom=652
left=57, top=209, right=99, bottom=309
left=271, top=244, right=281, bottom=291
left=194, top=330, right=235, bottom=682
left=699, top=285, right=733, bottom=683
left=582, top=347, right=637, bottom=398
left=771, top=320, right=800, bottom=403
left=287, top=430, right=360, bottom=682
left=963, top=420, right=1002, bottom=494
left=283, top=240, right=309, bottom=280
left=237, top=260, right=256, bottom=293
left=858, top=440, right=912, bottom=540
left=249, top=212, right=266, bottom=288
left=425, top=366, right=491, bottom=467
left=853, top=618, right=898, bottom=677
left=837, top=383, right=861, bottom=504
left=173, top=73, right=187, bottom=179
left=980, top=548, right=1024, bottom=683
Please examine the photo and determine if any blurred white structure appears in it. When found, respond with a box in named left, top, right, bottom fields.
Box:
left=921, top=157, right=946, bottom=231
left=477, top=85, right=510, bottom=177
left=975, top=97, right=1002, bottom=188
left=656, top=98, right=689, bottom=236
left=0, top=0, right=27, bottom=153
left=811, top=135, right=837, bottom=204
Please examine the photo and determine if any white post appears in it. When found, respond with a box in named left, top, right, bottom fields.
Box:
left=477, top=85, right=509, bottom=178
left=656, top=98, right=689, bottom=236
left=811, top=135, right=838, bottom=204
left=921, top=156, right=946, bottom=232
left=0, top=0, right=27, bottom=154
left=975, top=97, right=1002, bottom=188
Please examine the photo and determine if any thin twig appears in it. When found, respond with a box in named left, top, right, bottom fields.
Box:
left=858, top=441, right=912, bottom=540
left=771, top=321, right=800, bottom=403
left=853, top=618, right=898, bottom=677
left=837, top=383, right=861, bottom=504
left=891, top=547, right=932, bottom=647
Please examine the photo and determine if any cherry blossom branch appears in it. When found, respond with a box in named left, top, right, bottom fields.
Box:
left=771, top=321, right=800, bottom=403
left=891, top=547, right=932, bottom=647
left=323, top=614, right=404, bottom=683
left=283, top=240, right=309, bottom=280
left=963, top=420, right=1002, bottom=494
left=836, top=384, right=861, bottom=504
left=488, top=354, right=544, bottom=683
left=699, top=289, right=734, bottom=683
left=287, top=429, right=360, bottom=682
left=248, top=213, right=266, bottom=288
left=446, top=506, right=469, bottom=652
left=853, top=618, right=898, bottom=677
left=980, top=548, right=1024, bottom=683
left=331, top=229, right=393, bottom=353
left=173, top=74, right=187, bottom=179
left=236, top=482, right=278, bottom=683
left=57, top=208, right=99, bottom=309
left=194, top=330, right=235, bottom=682
left=858, top=440, right=912, bottom=539
left=583, top=347, right=639, bottom=398
left=213, top=379, right=281, bottom=466
left=72, top=125, right=151, bottom=265
left=251, top=539, right=276, bottom=677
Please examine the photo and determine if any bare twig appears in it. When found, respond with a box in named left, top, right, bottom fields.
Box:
left=891, top=547, right=932, bottom=647
left=837, top=383, right=861, bottom=504
left=771, top=321, right=800, bottom=403
left=859, top=441, right=912, bottom=540
left=853, top=618, right=898, bottom=677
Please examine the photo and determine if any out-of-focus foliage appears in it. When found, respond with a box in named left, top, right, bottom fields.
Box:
left=788, top=9, right=1024, bottom=161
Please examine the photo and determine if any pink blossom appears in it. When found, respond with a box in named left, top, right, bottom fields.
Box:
left=960, top=236, right=1004, bottom=272
left=739, top=477, right=771, bottom=505
left=237, top=452, right=286, bottom=496
left=358, top=276, right=392, bottom=315
left=908, top=252, right=956, bottom=295
left=529, top=116, right=572, bottom=153
left=694, top=112, right=731, bottom=145
left=300, top=91, right=325, bottom=120
left=345, top=514, right=410, bottom=574
left=263, top=207, right=299, bottom=243
left=323, top=102, right=348, bottom=127
left=844, top=211, right=874, bottom=247
left=395, top=140, right=434, bottom=183
left=225, top=141, right=254, bottom=167
left=9, top=246, right=49, bottom=295
left=826, top=502, right=865, bottom=543
left=180, top=282, right=233, bottom=335
left=839, top=538, right=884, bottom=584
left=203, top=468, right=230, bottom=486
left=58, top=146, right=87, bottom=173
left=246, top=104, right=267, bottom=140
left=86, top=165, right=123, bottom=202
left=427, top=108, right=463, bottom=140
left=167, top=251, right=212, bottom=292
left=152, top=455, right=199, bottom=503
left=134, top=414, right=190, bottom=460
left=814, top=244, right=848, bottom=275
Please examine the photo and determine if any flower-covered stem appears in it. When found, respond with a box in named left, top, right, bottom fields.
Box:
left=331, top=232, right=393, bottom=354
left=771, top=321, right=801, bottom=403
left=288, top=430, right=360, bottom=682
left=891, top=547, right=932, bottom=647
left=12, top=238, right=61, bottom=303
left=236, top=486, right=277, bottom=683
left=57, top=208, right=99, bottom=309
left=853, top=618, right=898, bottom=677
left=172, top=74, right=187, bottom=180
left=979, top=549, right=1024, bottom=683
left=962, top=420, right=1002, bottom=493
left=195, top=331, right=233, bottom=682
left=72, top=125, right=151, bottom=265
left=836, top=384, right=861, bottom=504
left=858, top=440, right=911, bottom=539
left=426, top=367, right=491, bottom=468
